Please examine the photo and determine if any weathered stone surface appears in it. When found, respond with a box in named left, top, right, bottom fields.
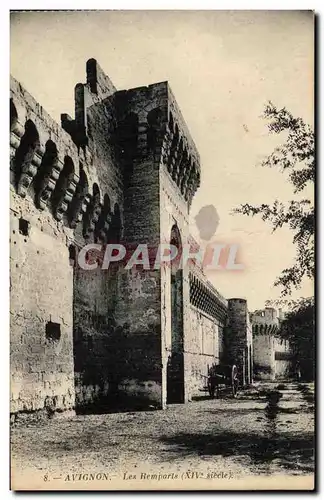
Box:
left=227, top=298, right=253, bottom=386
left=10, top=58, right=252, bottom=418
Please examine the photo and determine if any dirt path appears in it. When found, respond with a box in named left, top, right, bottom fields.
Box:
left=11, top=382, right=314, bottom=490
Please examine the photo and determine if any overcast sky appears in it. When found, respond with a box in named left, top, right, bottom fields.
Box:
left=10, top=10, right=314, bottom=310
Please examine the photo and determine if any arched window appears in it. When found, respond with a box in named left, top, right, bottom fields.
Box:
left=179, top=149, right=189, bottom=195
left=108, top=203, right=121, bottom=244
left=185, top=158, right=195, bottom=203
left=14, top=120, right=40, bottom=196
left=10, top=99, right=18, bottom=133
left=10, top=99, right=24, bottom=183
left=69, top=164, right=90, bottom=228
left=95, top=193, right=112, bottom=242
left=147, top=107, right=164, bottom=152
left=51, top=156, right=76, bottom=220
left=167, top=123, right=179, bottom=174
left=83, top=183, right=101, bottom=239
left=170, top=224, right=182, bottom=275
left=173, top=137, right=184, bottom=181
left=167, top=224, right=184, bottom=404
left=168, top=112, right=174, bottom=134
left=92, top=183, right=101, bottom=210
left=34, top=140, right=60, bottom=210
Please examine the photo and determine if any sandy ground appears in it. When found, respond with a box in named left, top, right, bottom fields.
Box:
left=10, top=382, right=315, bottom=491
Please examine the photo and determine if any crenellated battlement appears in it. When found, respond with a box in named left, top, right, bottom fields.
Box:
left=61, top=58, right=116, bottom=148
left=250, top=307, right=281, bottom=337
left=10, top=75, right=80, bottom=203
left=10, top=72, right=121, bottom=246
left=112, top=82, right=201, bottom=207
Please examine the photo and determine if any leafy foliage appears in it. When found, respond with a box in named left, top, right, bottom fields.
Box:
left=278, top=297, right=315, bottom=381
left=233, top=102, right=314, bottom=296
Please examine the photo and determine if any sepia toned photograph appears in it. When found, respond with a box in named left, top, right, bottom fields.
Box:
left=9, top=10, right=315, bottom=491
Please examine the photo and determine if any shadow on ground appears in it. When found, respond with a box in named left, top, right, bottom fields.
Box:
left=161, top=387, right=314, bottom=474
left=160, top=430, right=314, bottom=473
left=199, top=407, right=303, bottom=416
left=75, top=393, right=161, bottom=415
left=192, top=395, right=214, bottom=402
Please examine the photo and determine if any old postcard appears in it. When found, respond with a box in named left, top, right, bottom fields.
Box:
left=9, top=10, right=315, bottom=491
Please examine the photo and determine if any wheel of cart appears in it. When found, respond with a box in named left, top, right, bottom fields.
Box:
left=207, top=363, right=239, bottom=399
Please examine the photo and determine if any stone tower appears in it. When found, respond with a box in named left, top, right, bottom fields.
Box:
left=108, top=75, right=201, bottom=408
left=226, top=298, right=253, bottom=386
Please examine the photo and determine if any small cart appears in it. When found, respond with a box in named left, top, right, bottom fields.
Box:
left=207, top=363, right=239, bottom=399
